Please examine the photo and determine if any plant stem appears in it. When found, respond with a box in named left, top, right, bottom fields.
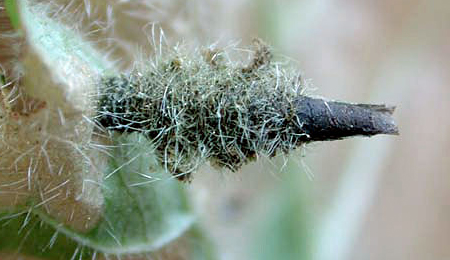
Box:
left=294, top=96, right=398, bottom=142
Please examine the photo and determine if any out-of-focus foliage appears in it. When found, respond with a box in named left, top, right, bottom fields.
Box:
left=250, top=160, right=312, bottom=260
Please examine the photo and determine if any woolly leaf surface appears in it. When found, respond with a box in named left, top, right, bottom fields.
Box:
left=0, top=133, right=194, bottom=257
left=1, top=0, right=194, bottom=257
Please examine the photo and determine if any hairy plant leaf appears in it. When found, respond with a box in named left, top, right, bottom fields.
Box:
left=0, top=0, right=195, bottom=258
left=0, top=133, right=194, bottom=258
left=83, top=132, right=194, bottom=254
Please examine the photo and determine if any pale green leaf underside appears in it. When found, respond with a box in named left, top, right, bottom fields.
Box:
left=0, top=133, right=194, bottom=258
left=84, top=132, right=194, bottom=254
left=1, top=0, right=195, bottom=258
left=18, top=0, right=111, bottom=76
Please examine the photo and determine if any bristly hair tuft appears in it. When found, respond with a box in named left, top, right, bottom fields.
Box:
left=96, top=40, right=307, bottom=181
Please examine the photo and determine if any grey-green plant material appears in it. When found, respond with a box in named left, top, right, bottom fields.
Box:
left=0, top=0, right=398, bottom=259
left=96, top=40, right=398, bottom=181
left=0, top=1, right=202, bottom=259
